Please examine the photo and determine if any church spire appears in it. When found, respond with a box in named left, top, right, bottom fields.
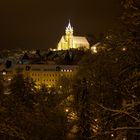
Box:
left=66, top=19, right=73, bottom=34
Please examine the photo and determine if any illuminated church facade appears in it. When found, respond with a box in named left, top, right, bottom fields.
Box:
left=57, top=21, right=90, bottom=50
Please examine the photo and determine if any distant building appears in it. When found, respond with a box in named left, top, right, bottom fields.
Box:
left=91, top=42, right=106, bottom=53
left=0, top=64, right=78, bottom=88
left=57, top=21, right=90, bottom=50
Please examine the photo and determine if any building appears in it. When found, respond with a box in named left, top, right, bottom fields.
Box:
left=0, top=64, right=78, bottom=88
left=23, top=64, right=78, bottom=87
left=57, top=21, right=90, bottom=50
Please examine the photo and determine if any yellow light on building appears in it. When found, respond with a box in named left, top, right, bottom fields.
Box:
left=57, top=20, right=89, bottom=50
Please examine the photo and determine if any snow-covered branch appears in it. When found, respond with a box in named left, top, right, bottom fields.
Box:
left=97, top=103, right=140, bottom=122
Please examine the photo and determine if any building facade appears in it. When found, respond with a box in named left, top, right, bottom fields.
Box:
left=0, top=64, right=78, bottom=88
left=57, top=21, right=90, bottom=50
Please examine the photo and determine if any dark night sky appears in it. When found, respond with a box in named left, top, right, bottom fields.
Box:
left=0, top=0, right=121, bottom=49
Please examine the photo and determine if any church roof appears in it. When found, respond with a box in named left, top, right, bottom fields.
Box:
left=73, top=36, right=89, bottom=45
left=59, top=36, right=65, bottom=42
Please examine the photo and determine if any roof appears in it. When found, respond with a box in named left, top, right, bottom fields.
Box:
left=73, top=36, right=89, bottom=45
left=0, top=64, right=78, bottom=72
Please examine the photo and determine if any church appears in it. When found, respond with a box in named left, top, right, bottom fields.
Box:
left=57, top=21, right=90, bottom=50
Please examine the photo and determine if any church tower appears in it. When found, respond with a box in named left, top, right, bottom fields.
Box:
left=65, top=20, right=73, bottom=49
left=57, top=20, right=89, bottom=50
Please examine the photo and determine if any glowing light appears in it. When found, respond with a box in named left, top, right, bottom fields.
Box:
left=2, top=72, right=6, bottom=75
left=91, top=46, right=97, bottom=53
left=111, top=134, right=114, bottom=137
left=94, top=119, right=98, bottom=122
left=8, top=78, right=11, bottom=81
left=122, top=47, right=126, bottom=51
left=65, top=108, right=69, bottom=112
left=94, top=47, right=97, bottom=53
left=31, top=88, right=34, bottom=91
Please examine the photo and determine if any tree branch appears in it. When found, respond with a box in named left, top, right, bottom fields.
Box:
left=97, top=103, right=140, bottom=122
